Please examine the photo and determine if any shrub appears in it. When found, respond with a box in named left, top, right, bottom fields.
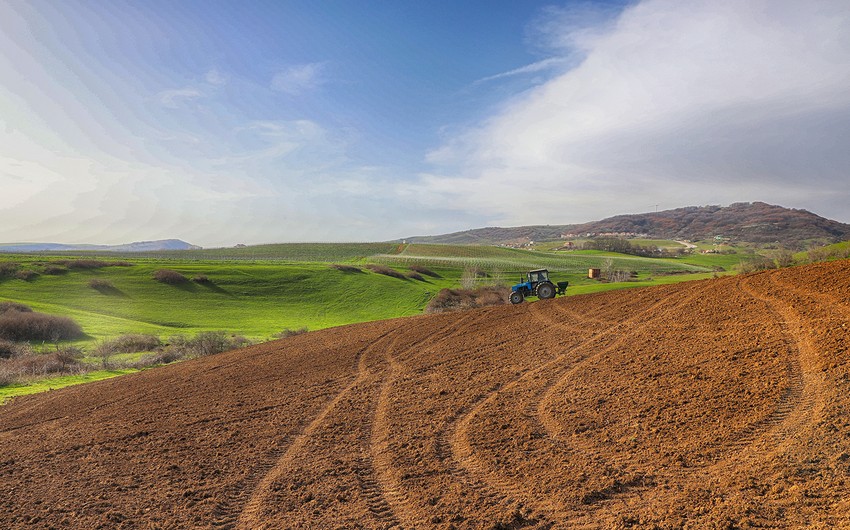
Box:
left=167, top=331, right=251, bottom=357
left=736, top=257, right=775, bottom=274
left=0, top=339, right=15, bottom=359
left=425, top=286, right=510, bottom=313
left=14, top=270, right=38, bottom=281
left=153, top=269, right=189, bottom=284
left=406, top=271, right=425, bottom=281
left=805, top=246, right=828, bottom=264
left=772, top=249, right=795, bottom=269
left=192, top=274, right=211, bottom=284
left=0, top=301, right=32, bottom=314
left=0, top=350, right=87, bottom=385
left=330, top=264, right=362, bottom=273
left=364, top=264, right=407, bottom=280
left=42, top=265, right=68, bottom=275
left=0, top=310, right=84, bottom=342
left=0, top=339, right=32, bottom=359
left=94, top=334, right=161, bottom=356
left=0, top=263, right=19, bottom=278
left=64, top=259, right=109, bottom=269
left=409, top=265, right=440, bottom=278
left=88, top=278, right=115, bottom=290
left=275, top=327, right=308, bottom=339
left=132, top=350, right=185, bottom=367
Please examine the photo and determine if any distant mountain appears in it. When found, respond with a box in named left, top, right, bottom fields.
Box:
left=405, top=203, right=850, bottom=248
left=0, top=239, right=201, bottom=253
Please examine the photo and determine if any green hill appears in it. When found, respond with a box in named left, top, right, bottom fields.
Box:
left=0, top=244, right=713, bottom=345
left=0, top=244, right=724, bottom=400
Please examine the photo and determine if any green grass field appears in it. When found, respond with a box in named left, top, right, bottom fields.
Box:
left=0, top=369, right=138, bottom=404
left=0, top=242, right=745, bottom=401
left=0, top=258, right=455, bottom=345
left=0, top=244, right=732, bottom=347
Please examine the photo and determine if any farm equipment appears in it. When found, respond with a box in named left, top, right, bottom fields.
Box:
left=509, top=269, right=568, bottom=304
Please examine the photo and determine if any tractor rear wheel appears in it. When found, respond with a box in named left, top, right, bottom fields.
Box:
left=509, top=291, right=524, bottom=304
left=537, top=282, right=555, bottom=299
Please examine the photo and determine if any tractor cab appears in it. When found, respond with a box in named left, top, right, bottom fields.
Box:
left=510, top=268, right=568, bottom=304
left=527, top=269, right=549, bottom=284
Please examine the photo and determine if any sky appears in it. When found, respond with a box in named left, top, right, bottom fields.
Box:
left=1, top=0, right=849, bottom=247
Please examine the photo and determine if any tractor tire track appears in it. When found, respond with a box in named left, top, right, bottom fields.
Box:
left=535, top=282, right=714, bottom=438
left=368, top=314, right=486, bottom=528
left=557, top=273, right=827, bottom=525
left=440, top=283, right=715, bottom=524
left=527, top=282, right=753, bottom=522
left=231, top=328, right=399, bottom=530
left=736, top=273, right=825, bottom=452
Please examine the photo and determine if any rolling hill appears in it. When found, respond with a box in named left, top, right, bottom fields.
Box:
left=1, top=259, right=849, bottom=528
left=0, top=239, right=200, bottom=253
left=406, top=202, right=850, bottom=248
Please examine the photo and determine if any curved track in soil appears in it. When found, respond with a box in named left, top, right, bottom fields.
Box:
left=2, top=261, right=850, bottom=529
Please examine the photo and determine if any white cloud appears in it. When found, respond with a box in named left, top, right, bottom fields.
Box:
left=422, top=0, right=850, bottom=226
left=270, top=63, right=326, bottom=95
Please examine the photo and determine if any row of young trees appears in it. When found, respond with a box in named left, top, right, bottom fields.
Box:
left=579, top=237, right=688, bottom=258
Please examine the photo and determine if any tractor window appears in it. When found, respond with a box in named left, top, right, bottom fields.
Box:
left=530, top=271, right=548, bottom=282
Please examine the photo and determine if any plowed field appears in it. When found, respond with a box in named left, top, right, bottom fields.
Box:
left=2, top=261, right=850, bottom=529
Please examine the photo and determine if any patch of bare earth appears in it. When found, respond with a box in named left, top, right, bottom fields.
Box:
left=1, top=260, right=850, bottom=529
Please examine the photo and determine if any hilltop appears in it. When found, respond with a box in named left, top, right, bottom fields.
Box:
left=1, top=259, right=849, bottom=528
left=405, top=202, right=850, bottom=248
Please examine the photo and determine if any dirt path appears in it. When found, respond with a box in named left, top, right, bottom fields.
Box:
left=1, top=261, right=850, bottom=528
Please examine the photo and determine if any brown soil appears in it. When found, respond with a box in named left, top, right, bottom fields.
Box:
left=2, top=260, right=850, bottom=529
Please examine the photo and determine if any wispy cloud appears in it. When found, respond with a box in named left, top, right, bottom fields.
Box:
left=211, top=120, right=329, bottom=165
left=157, top=88, right=202, bottom=108
left=205, top=68, right=227, bottom=86
left=270, top=62, right=326, bottom=95
left=472, top=57, right=567, bottom=86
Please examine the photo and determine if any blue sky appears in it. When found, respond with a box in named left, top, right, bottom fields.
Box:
left=1, top=0, right=849, bottom=246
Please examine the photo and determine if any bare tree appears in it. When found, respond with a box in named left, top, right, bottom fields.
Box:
left=772, top=249, right=794, bottom=268
left=603, top=258, right=615, bottom=281
left=460, top=268, right=478, bottom=290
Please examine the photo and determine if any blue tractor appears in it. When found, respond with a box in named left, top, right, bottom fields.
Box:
left=510, top=269, right=568, bottom=304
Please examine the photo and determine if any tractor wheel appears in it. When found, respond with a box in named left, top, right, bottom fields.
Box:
left=509, top=291, right=524, bottom=304
left=537, top=282, right=555, bottom=299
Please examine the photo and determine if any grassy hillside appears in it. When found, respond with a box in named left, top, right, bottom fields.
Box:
left=0, top=243, right=729, bottom=399
left=0, top=244, right=724, bottom=348
left=0, top=258, right=453, bottom=344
